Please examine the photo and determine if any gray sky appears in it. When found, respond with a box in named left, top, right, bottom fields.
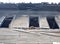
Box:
left=0, top=0, right=60, bottom=3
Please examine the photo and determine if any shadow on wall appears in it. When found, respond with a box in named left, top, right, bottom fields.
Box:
left=47, top=16, right=59, bottom=29
left=29, top=16, right=39, bottom=27
left=0, top=16, right=13, bottom=28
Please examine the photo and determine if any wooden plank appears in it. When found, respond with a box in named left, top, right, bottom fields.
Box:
left=13, top=16, right=29, bottom=28
left=0, top=16, right=6, bottom=26
left=55, top=16, right=60, bottom=28
left=39, top=17, right=49, bottom=29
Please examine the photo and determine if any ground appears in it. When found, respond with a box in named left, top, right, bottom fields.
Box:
left=0, top=28, right=60, bottom=44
